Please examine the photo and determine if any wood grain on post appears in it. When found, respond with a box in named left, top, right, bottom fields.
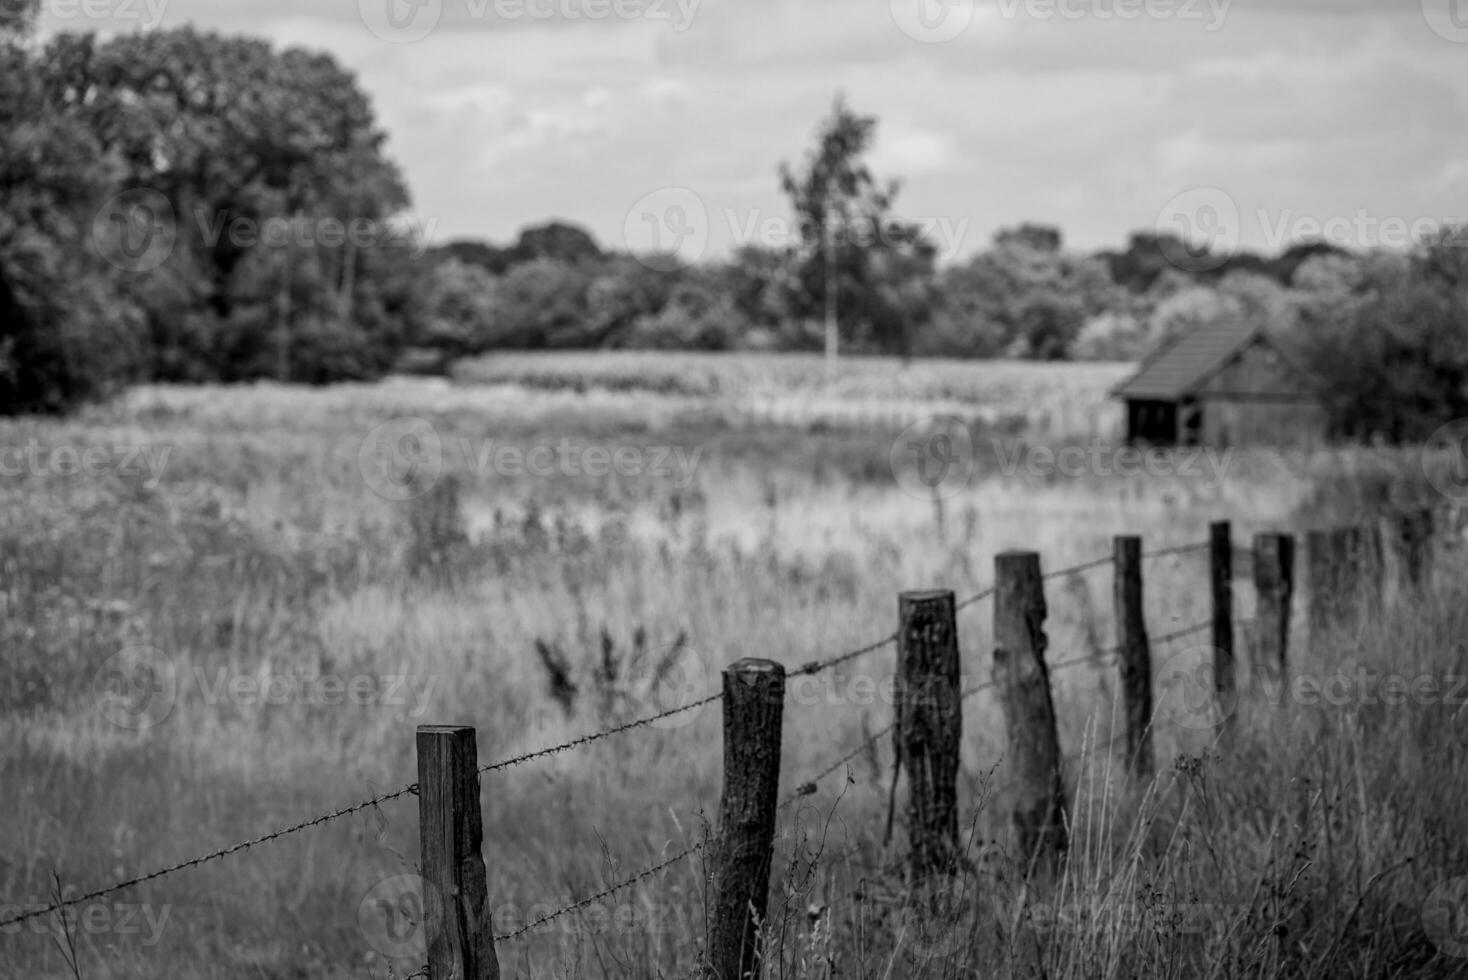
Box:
left=1210, top=521, right=1235, bottom=727
left=707, top=658, right=785, bottom=980
left=1253, top=533, right=1294, bottom=687
left=1113, top=536, right=1154, bottom=778
left=992, top=551, right=1068, bottom=868
left=417, top=725, right=499, bottom=980
left=895, top=589, right=962, bottom=880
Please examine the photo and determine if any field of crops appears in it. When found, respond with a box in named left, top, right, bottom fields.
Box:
left=2, top=355, right=1466, bottom=979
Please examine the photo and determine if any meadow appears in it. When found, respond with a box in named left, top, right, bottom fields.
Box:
left=1, top=352, right=1466, bottom=979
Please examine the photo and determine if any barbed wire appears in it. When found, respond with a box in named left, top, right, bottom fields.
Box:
left=792, top=633, right=897, bottom=678
left=955, top=584, right=997, bottom=612
left=0, top=780, right=419, bottom=931
left=478, top=693, right=725, bottom=775
left=494, top=839, right=707, bottom=943
left=1142, top=542, right=1211, bottom=561
left=0, top=544, right=1214, bottom=937
left=1043, top=555, right=1115, bottom=580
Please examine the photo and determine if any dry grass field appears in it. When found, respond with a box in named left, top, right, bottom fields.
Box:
left=2, top=353, right=1467, bottom=979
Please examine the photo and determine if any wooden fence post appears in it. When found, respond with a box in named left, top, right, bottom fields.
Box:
left=707, top=658, right=785, bottom=980
left=417, top=725, right=499, bottom=980
left=992, top=551, right=1067, bottom=868
left=1391, top=507, right=1436, bottom=594
left=1349, top=522, right=1385, bottom=617
left=895, top=589, right=962, bottom=880
left=1210, top=521, right=1235, bottom=731
left=1306, top=529, right=1340, bottom=649
left=1113, top=536, right=1153, bottom=778
left=1253, top=533, right=1294, bottom=687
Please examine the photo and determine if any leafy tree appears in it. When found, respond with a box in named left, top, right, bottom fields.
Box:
left=34, top=27, right=409, bottom=383
left=0, top=12, right=146, bottom=413
left=778, top=94, right=936, bottom=361
left=927, top=226, right=1114, bottom=359
left=1294, top=248, right=1468, bottom=441
left=492, top=258, right=592, bottom=348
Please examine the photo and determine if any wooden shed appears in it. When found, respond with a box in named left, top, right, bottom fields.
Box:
left=1111, top=321, right=1328, bottom=447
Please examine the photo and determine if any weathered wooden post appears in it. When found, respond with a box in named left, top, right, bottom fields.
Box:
left=895, top=589, right=962, bottom=880
left=417, top=725, right=499, bottom=980
left=1210, top=521, right=1235, bottom=734
left=1306, top=529, right=1339, bottom=649
left=707, top=659, right=785, bottom=980
left=1113, top=536, right=1154, bottom=777
left=992, top=551, right=1067, bottom=869
left=1347, top=522, right=1385, bottom=617
left=1253, top=533, right=1294, bottom=687
left=1390, top=507, right=1436, bottom=594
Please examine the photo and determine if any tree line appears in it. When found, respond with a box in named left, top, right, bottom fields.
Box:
left=3, top=8, right=1465, bottom=442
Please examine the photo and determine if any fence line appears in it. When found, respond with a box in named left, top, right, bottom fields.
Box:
left=492, top=839, right=708, bottom=944
left=4, top=532, right=1294, bottom=969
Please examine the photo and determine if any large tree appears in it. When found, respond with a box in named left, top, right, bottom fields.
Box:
left=778, top=94, right=936, bottom=363
left=34, top=27, right=411, bottom=383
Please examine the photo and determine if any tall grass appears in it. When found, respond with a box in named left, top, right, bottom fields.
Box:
left=0, top=367, right=1463, bottom=979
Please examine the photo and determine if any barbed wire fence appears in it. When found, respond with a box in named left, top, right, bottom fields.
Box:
left=3, top=524, right=1322, bottom=977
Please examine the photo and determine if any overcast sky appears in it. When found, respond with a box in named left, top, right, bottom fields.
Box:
left=35, top=0, right=1468, bottom=263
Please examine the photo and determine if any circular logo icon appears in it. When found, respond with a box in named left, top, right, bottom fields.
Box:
left=358, top=417, right=443, bottom=501
left=890, top=416, right=976, bottom=501
left=359, top=873, right=437, bottom=960
left=1423, top=0, right=1468, bottom=43
left=620, top=642, right=714, bottom=730
left=1155, top=645, right=1236, bottom=732
left=1424, top=876, right=1468, bottom=957
left=92, top=644, right=177, bottom=731
left=623, top=187, right=709, bottom=271
left=1423, top=419, right=1468, bottom=502
left=92, top=188, right=177, bottom=274
left=900, top=874, right=973, bottom=960
left=359, top=0, right=442, bottom=42
left=890, top=0, right=975, bottom=43
left=1155, top=187, right=1240, bottom=274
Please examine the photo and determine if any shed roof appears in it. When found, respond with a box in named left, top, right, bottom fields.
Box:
left=1111, top=321, right=1300, bottom=401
